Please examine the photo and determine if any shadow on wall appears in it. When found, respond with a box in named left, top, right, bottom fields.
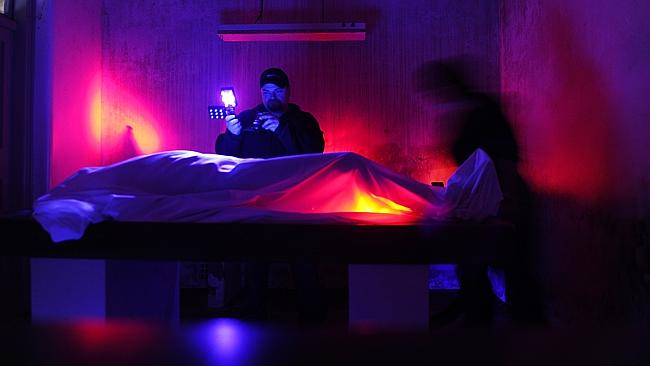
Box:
left=119, top=125, right=142, bottom=162
left=100, top=75, right=165, bottom=165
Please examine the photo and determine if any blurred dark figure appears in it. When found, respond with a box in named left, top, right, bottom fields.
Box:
left=417, top=57, right=545, bottom=326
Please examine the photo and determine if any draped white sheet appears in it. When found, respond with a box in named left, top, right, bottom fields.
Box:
left=34, top=149, right=502, bottom=242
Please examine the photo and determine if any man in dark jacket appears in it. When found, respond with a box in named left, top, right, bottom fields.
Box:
left=215, top=67, right=324, bottom=158
left=215, top=68, right=326, bottom=324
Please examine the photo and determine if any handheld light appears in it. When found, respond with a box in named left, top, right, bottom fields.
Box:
left=208, top=87, right=237, bottom=119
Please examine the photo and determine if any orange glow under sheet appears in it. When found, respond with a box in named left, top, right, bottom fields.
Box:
left=34, top=150, right=502, bottom=242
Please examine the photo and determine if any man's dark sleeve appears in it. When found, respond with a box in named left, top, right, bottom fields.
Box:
left=215, top=130, right=242, bottom=156
left=275, top=112, right=325, bottom=154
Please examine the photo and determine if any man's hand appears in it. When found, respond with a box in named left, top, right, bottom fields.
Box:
left=258, top=113, right=280, bottom=132
left=225, top=114, right=241, bottom=135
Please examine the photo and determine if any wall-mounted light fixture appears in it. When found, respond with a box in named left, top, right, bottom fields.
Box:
left=217, top=22, right=366, bottom=42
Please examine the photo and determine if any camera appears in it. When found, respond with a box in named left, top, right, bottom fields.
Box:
left=208, top=87, right=237, bottom=119
left=247, top=112, right=269, bottom=131
left=244, top=111, right=275, bottom=132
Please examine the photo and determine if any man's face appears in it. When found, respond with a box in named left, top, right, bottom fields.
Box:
left=261, top=83, right=289, bottom=113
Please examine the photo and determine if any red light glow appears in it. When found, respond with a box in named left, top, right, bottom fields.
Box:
left=249, top=153, right=435, bottom=224
left=65, top=320, right=158, bottom=362
left=349, top=188, right=413, bottom=215
left=507, top=10, right=622, bottom=203
left=89, top=75, right=102, bottom=145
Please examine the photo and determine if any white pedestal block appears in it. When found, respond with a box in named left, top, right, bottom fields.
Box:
left=31, top=258, right=179, bottom=322
left=348, top=264, right=429, bottom=330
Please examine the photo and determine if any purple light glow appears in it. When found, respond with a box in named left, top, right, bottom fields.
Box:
left=428, top=264, right=506, bottom=303
left=191, top=319, right=258, bottom=366
left=428, top=264, right=460, bottom=290
left=212, top=319, right=240, bottom=353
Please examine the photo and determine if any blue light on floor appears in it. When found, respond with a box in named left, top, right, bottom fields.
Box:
left=429, top=264, right=506, bottom=303
left=190, top=318, right=258, bottom=366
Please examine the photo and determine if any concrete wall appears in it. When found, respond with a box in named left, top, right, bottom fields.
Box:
left=49, top=0, right=102, bottom=186
left=99, top=0, right=500, bottom=183
left=43, top=0, right=501, bottom=187
left=500, top=0, right=650, bottom=323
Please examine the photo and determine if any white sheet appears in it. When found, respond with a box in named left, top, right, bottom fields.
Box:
left=34, top=149, right=502, bottom=242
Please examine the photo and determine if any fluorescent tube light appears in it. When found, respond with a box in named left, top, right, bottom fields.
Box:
left=217, top=22, right=366, bottom=42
